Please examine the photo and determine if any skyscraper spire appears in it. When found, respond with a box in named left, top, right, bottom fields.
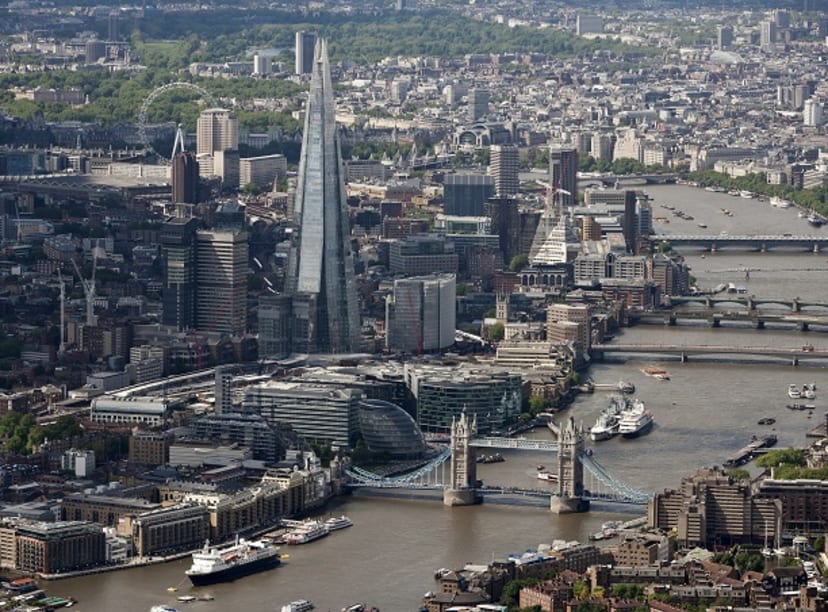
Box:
left=285, top=38, right=361, bottom=354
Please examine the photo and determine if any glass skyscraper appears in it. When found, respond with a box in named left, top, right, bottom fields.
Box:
left=283, top=38, right=361, bottom=354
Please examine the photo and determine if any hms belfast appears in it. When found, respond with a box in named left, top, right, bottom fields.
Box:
left=281, top=38, right=362, bottom=354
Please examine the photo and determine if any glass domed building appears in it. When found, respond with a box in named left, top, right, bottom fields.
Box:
left=357, top=399, right=427, bottom=459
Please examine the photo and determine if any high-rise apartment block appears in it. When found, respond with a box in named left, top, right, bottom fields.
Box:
left=295, top=31, right=317, bottom=75
left=196, top=108, right=239, bottom=186
left=488, top=144, right=519, bottom=196
left=196, top=109, right=238, bottom=156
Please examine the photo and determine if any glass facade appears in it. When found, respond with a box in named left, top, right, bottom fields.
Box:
left=357, top=399, right=426, bottom=459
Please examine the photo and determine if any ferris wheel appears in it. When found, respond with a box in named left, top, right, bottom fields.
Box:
left=137, top=81, right=217, bottom=163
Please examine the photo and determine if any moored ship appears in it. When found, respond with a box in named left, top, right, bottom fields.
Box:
left=589, top=396, right=626, bottom=441
left=324, top=515, right=353, bottom=531
left=285, top=520, right=330, bottom=545
left=642, top=367, right=670, bottom=380
left=618, top=399, right=654, bottom=438
left=185, top=537, right=281, bottom=586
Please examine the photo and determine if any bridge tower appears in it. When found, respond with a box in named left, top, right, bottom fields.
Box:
left=551, top=416, right=590, bottom=514
left=444, top=409, right=480, bottom=506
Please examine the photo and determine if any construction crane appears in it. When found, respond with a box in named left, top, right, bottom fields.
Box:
left=71, top=250, right=98, bottom=327
left=57, top=269, right=66, bottom=355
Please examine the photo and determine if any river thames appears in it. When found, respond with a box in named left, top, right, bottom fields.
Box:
left=56, top=184, right=828, bottom=611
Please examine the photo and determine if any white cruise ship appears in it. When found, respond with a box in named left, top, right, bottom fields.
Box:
left=618, top=399, right=654, bottom=438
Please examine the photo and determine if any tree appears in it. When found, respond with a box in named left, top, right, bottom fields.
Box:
left=573, top=579, right=590, bottom=599
left=509, top=254, right=529, bottom=272
left=528, top=396, right=548, bottom=415
left=488, top=322, right=505, bottom=342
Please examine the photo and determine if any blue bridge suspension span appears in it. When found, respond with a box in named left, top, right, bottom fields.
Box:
left=344, top=447, right=650, bottom=505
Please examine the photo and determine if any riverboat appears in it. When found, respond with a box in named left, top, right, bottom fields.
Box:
left=285, top=520, right=330, bottom=545
left=642, top=367, right=670, bottom=380
left=324, top=516, right=353, bottom=531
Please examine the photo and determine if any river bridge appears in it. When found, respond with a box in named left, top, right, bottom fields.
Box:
left=591, top=342, right=828, bottom=365
left=344, top=412, right=651, bottom=513
left=632, top=309, right=828, bottom=332
left=665, top=296, right=828, bottom=313
left=661, top=234, right=828, bottom=252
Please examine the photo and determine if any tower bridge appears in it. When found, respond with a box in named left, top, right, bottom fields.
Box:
left=344, top=412, right=651, bottom=513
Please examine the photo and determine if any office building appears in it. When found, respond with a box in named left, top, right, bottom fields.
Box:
left=294, top=31, right=317, bottom=75
left=171, top=151, right=199, bottom=204
left=386, top=274, right=456, bottom=354
left=85, top=41, right=106, bottom=64
left=468, top=88, right=490, bottom=122
left=717, top=26, right=733, bottom=50
left=488, top=144, right=519, bottom=196
left=443, top=174, right=495, bottom=216
left=760, top=20, right=777, bottom=51
left=549, top=147, right=578, bottom=207
left=258, top=295, right=292, bottom=358
left=107, top=11, right=119, bottom=41
left=282, top=40, right=362, bottom=354
left=406, top=366, right=522, bottom=433
left=243, top=381, right=362, bottom=448
left=389, top=234, right=458, bottom=276
left=485, top=196, right=521, bottom=264
left=195, top=230, right=248, bottom=335
left=160, top=218, right=199, bottom=331
left=576, top=15, right=604, bottom=35
left=239, top=154, right=287, bottom=190
left=189, top=412, right=282, bottom=462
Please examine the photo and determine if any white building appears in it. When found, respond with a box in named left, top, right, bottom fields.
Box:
left=804, top=98, right=824, bottom=127
left=62, top=449, right=95, bottom=478
left=239, top=154, right=287, bottom=190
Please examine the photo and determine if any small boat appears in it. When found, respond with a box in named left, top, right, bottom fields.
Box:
left=757, top=417, right=776, bottom=426
left=176, top=595, right=197, bottom=603
left=642, top=366, right=670, bottom=380
left=537, top=464, right=545, bottom=471
left=537, top=471, right=558, bottom=482
left=281, top=600, right=315, bottom=612
left=166, top=587, right=178, bottom=593
left=788, top=384, right=802, bottom=399
left=151, top=607, right=179, bottom=612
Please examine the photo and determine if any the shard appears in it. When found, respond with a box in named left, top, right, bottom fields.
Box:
left=286, top=39, right=361, bottom=353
